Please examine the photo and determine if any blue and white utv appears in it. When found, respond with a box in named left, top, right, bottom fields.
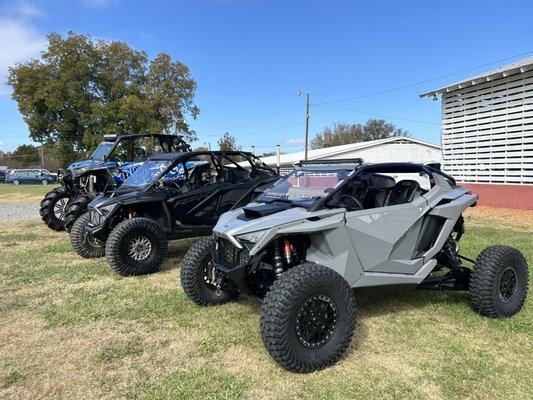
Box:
left=40, top=134, right=190, bottom=231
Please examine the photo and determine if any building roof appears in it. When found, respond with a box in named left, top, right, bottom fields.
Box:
left=259, top=136, right=440, bottom=166
left=420, top=57, right=533, bottom=98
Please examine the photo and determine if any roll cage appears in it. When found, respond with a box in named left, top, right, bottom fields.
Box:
left=135, top=150, right=277, bottom=191
left=94, top=134, right=191, bottom=162
left=305, top=162, right=457, bottom=211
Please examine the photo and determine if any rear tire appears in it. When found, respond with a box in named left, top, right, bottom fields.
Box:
left=41, top=179, right=49, bottom=185
left=260, top=262, right=356, bottom=373
left=105, top=218, right=168, bottom=276
left=40, top=187, right=71, bottom=231
left=181, top=237, right=238, bottom=306
left=70, top=212, right=106, bottom=258
left=64, top=194, right=94, bottom=232
left=470, top=245, right=528, bottom=318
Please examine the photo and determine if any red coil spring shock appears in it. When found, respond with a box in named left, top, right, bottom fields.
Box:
left=283, top=238, right=292, bottom=265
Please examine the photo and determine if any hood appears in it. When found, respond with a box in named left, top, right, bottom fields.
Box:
left=214, top=202, right=343, bottom=252
left=88, top=190, right=141, bottom=209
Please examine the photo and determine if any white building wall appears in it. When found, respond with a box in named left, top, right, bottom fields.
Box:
left=326, top=140, right=442, bottom=163
left=275, top=141, right=442, bottom=175
left=441, top=70, right=533, bottom=184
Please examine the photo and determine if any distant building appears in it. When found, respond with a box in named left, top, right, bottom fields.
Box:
left=259, top=137, right=442, bottom=175
left=421, top=57, right=533, bottom=210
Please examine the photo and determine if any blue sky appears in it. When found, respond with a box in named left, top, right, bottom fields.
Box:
left=1, top=0, right=532, bottom=154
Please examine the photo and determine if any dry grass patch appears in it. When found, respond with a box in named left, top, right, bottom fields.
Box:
left=0, top=184, right=55, bottom=204
left=464, top=205, right=533, bottom=228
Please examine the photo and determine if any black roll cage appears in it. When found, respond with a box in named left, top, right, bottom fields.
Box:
left=99, top=134, right=191, bottom=162
left=309, top=162, right=456, bottom=212
left=138, top=150, right=276, bottom=192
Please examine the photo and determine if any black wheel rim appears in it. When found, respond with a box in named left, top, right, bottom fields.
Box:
left=296, top=295, right=337, bottom=348
left=54, top=197, right=68, bottom=219
left=498, top=267, right=517, bottom=302
left=86, top=234, right=104, bottom=248
left=127, top=236, right=153, bottom=261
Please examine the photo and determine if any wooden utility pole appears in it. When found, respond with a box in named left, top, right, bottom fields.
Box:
left=297, top=91, right=311, bottom=161
left=276, top=144, right=281, bottom=174
left=304, top=93, right=310, bottom=161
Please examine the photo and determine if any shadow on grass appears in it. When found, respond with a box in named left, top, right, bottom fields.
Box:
left=346, top=288, right=472, bottom=353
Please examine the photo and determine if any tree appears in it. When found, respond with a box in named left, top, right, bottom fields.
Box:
left=310, top=119, right=409, bottom=149
left=193, top=146, right=209, bottom=152
left=8, top=31, right=200, bottom=166
left=217, top=132, right=239, bottom=151
left=10, top=144, right=40, bottom=166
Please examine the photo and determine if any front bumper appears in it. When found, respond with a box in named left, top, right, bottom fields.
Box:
left=212, top=236, right=261, bottom=293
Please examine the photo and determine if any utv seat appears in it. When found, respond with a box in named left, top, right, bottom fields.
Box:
left=385, top=180, right=422, bottom=206
left=362, top=175, right=395, bottom=208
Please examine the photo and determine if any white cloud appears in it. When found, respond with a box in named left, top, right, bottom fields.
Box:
left=83, top=0, right=120, bottom=8
left=1, top=1, right=44, bottom=19
left=0, top=18, right=46, bottom=94
left=284, top=138, right=305, bottom=146
left=15, top=2, right=43, bottom=18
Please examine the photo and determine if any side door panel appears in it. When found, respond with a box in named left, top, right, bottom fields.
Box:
left=345, top=196, right=429, bottom=274
left=168, top=183, right=223, bottom=225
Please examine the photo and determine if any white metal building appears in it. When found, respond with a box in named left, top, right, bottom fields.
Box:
left=421, top=57, right=533, bottom=185
left=259, top=137, right=442, bottom=175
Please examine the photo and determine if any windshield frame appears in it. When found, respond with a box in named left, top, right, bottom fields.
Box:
left=256, top=166, right=356, bottom=207
left=119, top=159, right=174, bottom=190
left=89, top=141, right=116, bottom=161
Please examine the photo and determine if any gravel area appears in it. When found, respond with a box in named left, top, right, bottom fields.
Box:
left=0, top=203, right=40, bottom=222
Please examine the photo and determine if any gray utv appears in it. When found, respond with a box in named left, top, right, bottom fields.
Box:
left=181, top=159, right=529, bottom=373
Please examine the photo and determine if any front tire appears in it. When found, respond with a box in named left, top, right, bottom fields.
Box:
left=260, top=262, right=356, bottom=373
left=181, top=237, right=238, bottom=306
left=70, top=212, right=106, bottom=258
left=41, top=179, right=49, bottom=185
left=64, top=194, right=94, bottom=232
left=470, top=245, right=528, bottom=318
left=13, top=179, right=20, bottom=185
left=105, top=218, right=168, bottom=276
left=40, top=187, right=71, bottom=231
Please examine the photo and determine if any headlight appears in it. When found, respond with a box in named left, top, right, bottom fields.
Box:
left=94, top=203, right=116, bottom=216
left=236, top=229, right=268, bottom=244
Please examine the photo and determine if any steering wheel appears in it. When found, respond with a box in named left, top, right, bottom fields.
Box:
left=339, top=194, right=363, bottom=211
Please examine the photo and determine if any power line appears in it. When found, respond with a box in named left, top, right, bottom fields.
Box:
left=313, top=50, right=533, bottom=106
left=202, top=121, right=305, bottom=138
left=321, top=103, right=439, bottom=125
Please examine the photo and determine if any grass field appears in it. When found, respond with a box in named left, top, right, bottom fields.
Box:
left=0, top=184, right=59, bottom=204
left=0, top=208, right=531, bottom=399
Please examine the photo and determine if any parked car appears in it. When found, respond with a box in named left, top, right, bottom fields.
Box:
left=181, top=159, right=529, bottom=373
left=0, top=169, right=6, bottom=183
left=5, top=169, right=57, bottom=185
left=40, top=133, right=191, bottom=232
left=69, top=150, right=279, bottom=276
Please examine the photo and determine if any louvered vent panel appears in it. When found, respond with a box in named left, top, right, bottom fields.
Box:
left=441, top=70, right=533, bottom=184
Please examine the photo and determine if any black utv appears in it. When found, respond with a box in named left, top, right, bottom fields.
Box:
left=69, top=150, right=279, bottom=276
left=40, top=134, right=190, bottom=232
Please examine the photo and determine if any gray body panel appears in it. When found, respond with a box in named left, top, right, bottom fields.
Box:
left=212, top=168, right=478, bottom=288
